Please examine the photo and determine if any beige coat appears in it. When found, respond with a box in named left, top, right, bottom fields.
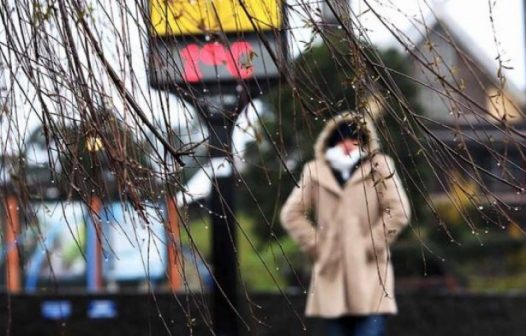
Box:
left=280, top=112, right=411, bottom=317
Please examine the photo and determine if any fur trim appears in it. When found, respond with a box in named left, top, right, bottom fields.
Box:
left=314, top=111, right=381, bottom=160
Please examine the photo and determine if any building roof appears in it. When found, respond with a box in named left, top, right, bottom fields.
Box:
left=400, top=6, right=526, bottom=107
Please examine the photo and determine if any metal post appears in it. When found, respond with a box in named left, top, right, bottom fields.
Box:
left=202, top=94, right=241, bottom=336
left=86, top=196, right=103, bottom=291
left=166, top=195, right=182, bottom=291
left=4, top=195, right=21, bottom=292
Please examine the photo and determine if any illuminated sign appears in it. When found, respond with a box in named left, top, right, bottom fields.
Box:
left=150, top=0, right=282, bottom=36
left=148, top=1, right=285, bottom=89
left=88, top=300, right=118, bottom=319
left=41, top=301, right=72, bottom=320
left=180, top=41, right=254, bottom=82
left=149, top=33, right=282, bottom=88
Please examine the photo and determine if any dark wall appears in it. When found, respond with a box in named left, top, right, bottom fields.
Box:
left=1, top=292, right=525, bottom=335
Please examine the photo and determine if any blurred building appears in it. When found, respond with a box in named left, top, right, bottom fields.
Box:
left=407, top=10, right=526, bottom=218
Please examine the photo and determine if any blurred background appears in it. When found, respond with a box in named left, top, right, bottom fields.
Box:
left=1, top=0, right=526, bottom=335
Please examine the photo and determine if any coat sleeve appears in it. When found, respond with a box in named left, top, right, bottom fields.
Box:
left=280, top=164, right=318, bottom=259
left=366, top=155, right=411, bottom=262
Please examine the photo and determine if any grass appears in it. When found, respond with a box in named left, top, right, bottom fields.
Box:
left=179, top=212, right=307, bottom=292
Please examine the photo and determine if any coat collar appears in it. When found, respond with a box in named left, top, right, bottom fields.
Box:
left=312, top=159, right=373, bottom=196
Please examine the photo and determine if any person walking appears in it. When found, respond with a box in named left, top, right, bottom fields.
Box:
left=280, top=111, right=411, bottom=336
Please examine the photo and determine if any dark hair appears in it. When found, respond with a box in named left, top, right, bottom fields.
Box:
left=326, top=122, right=369, bottom=148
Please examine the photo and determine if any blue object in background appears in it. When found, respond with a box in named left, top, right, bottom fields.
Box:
left=86, top=211, right=99, bottom=292
left=24, top=202, right=87, bottom=292
left=41, top=300, right=72, bottom=320
left=101, top=202, right=167, bottom=283
left=87, top=300, right=117, bottom=319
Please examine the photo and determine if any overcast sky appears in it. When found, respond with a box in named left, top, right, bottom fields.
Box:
left=351, top=0, right=525, bottom=90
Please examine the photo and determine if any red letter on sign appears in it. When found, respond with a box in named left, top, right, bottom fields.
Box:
left=227, top=42, right=254, bottom=79
left=180, top=44, right=202, bottom=82
left=199, top=42, right=228, bottom=70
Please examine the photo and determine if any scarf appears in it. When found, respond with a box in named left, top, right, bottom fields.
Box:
left=325, top=146, right=367, bottom=181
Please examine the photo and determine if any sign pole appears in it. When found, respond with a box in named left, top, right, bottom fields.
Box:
left=149, top=3, right=285, bottom=334
left=201, top=94, right=243, bottom=336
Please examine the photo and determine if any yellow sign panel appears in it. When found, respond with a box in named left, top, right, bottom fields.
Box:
left=151, top=0, right=282, bottom=36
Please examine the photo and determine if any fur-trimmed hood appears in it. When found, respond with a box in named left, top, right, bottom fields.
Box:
left=314, top=111, right=381, bottom=160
